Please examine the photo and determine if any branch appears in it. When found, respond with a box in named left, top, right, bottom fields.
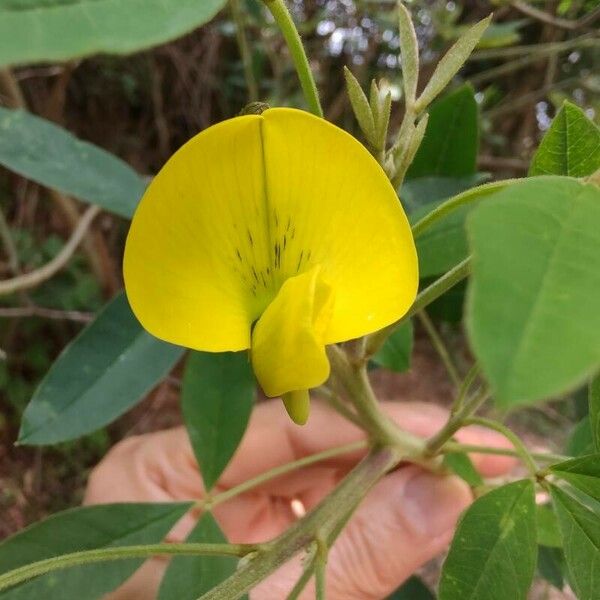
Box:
left=510, top=1, right=600, bottom=30
left=200, top=440, right=367, bottom=509
left=0, top=305, right=93, bottom=323
left=199, top=447, right=402, bottom=600
left=0, top=543, right=257, bottom=593
left=0, top=205, right=100, bottom=296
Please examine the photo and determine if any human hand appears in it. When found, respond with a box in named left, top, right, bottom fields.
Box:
left=84, top=399, right=515, bottom=599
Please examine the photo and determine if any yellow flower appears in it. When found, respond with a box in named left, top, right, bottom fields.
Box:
left=124, top=108, right=418, bottom=424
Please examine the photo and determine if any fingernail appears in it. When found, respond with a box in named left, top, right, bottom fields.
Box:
left=401, top=472, right=471, bottom=538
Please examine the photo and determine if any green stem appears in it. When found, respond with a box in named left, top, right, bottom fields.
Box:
left=231, top=0, right=259, bottom=102
left=199, top=447, right=401, bottom=600
left=452, top=363, right=481, bottom=415
left=286, top=553, right=316, bottom=599
left=425, top=387, right=489, bottom=455
left=443, top=441, right=568, bottom=464
left=327, top=345, right=425, bottom=455
left=200, top=440, right=367, bottom=509
left=463, top=417, right=539, bottom=477
left=315, top=537, right=328, bottom=599
left=0, top=543, right=256, bottom=593
left=365, top=257, right=472, bottom=359
left=411, top=179, right=521, bottom=238
left=316, top=385, right=364, bottom=426
left=417, top=310, right=461, bottom=388
left=262, top=0, right=323, bottom=117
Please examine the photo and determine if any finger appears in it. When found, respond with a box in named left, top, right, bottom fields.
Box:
left=251, top=466, right=472, bottom=600
left=221, top=399, right=515, bottom=490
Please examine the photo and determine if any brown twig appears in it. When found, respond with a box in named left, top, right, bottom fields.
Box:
left=0, top=205, right=101, bottom=296
left=0, top=306, right=93, bottom=322
left=510, top=1, right=600, bottom=30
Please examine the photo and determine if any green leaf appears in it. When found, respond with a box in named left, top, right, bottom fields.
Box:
left=443, top=452, right=483, bottom=487
left=407, top=85, right=479, bottom=180
left=0, top=503, right=191, bottom=600
left=467, top=177, right=600, bottom=408
left=372, top=320, right=413, bottom=373
left=344, top=67, right=376, bottom=146
left=551, top=455, right=600, bottom=502
left=551, top=485, right=600, bottom=599
left=182, top=351, right=255, bottom=490
left=388, top=575, right=435, bottom=599
left=158, top=513, right=237, bottom=600
left=536, top=504, right=562, bottom=548
left=0, top=0, right=226, bottom=67
left=567, top=418, right=595, bottom=457
left=590, top=374, right=600, bottom=451
left=439, top=480, right=537, bottom=600
left=19, top=292, right=183, bottom=445
left=529, top=101, right=600, bottom=178
left=0, top=108, right=145, bottom=218
left=416, top=16, right=491, bottom=111
left=537, top=545, right=565, bottom=590
left=397, top=2, right=419, bottom=107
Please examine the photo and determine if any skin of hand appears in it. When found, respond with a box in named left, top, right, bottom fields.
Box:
left=84, top=400, right=515, bottom=599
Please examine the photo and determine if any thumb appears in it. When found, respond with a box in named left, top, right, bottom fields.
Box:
left=324, top=466, right=471, bottom=599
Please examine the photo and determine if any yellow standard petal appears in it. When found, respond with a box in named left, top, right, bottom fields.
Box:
left=124, top=107, right=418, bottom=406
left=251, top=265, right=335, bottom=399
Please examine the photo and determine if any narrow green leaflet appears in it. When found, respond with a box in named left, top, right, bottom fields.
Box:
left=388, top=575, right=435, bottom=599
left=536, top=504, right=562, bottom=548
left=551, top=455, right=600, bottom=502
left=590, top=374, right=600, bottom=451
left=551, top=485, right=600, bottom=600
left=467, top=177, right=600, bottom=408
left=158, top=513, right=237, bottom=600
left=443, top=452, right=483, bottom=487
left=407, top=84, right=478, bottom=180
left=439, top=480, right=537, bottom=600
left=529, top=101, right=600, bottom=177
left=0, top=107, right=146, bottom=218
left=537, top=546, right=565, bottom=591
left=372, top=320, right=413, bottom=373
left=0, top=0, right=227, bottom=67
left=182, top=351, right=255, bottom=490
left=19, top=292, right=184, bottom=445
left=416, top=16, right=491, bottom=111
left=0, top=503, right=191, bottom=600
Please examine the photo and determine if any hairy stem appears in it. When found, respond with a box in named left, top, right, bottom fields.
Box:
left=451, top=363, right=481, bottom=415
left=0, top=543, right=257, bottom=593
left=410, top=179, right=521, bottom=238
left=417, top=310, right=461, bottom=388
left=425, top=387, right=489, bottom=455
left=262, top=0, right=323, bottom=117
left=443, top=441, right=568, bottom=465
left=464, top=417, right=539, bottom=477
left=199, top=446, right=401, bottom=600
left=315, top=537, right=328, bottom=599
left=328, top=345, right=425, bottom=454
left=200, top=440, right=366, bottom=510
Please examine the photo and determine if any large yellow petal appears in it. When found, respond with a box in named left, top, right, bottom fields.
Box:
left=124, top=108, right=417, bottom=352
left=251, top=265, right=335, bottom=398
left=124, top=115, right=271, bottom=351
left=260, top=108, right=418, bottom=343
